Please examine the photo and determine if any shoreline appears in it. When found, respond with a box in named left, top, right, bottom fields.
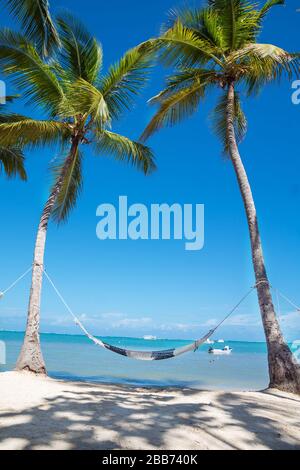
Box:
left=0, top=371, right=299, bottom=450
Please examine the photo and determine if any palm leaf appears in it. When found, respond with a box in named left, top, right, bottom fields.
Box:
left=259, top=0, right=285, bottom=19
left=99, top=45, right=153, bottom=119
left=58, top=78, right=110, bottom=127
left=211, top=1, right=265, bottom=49
left=230, top=43, right=298, bottom=93
left=149, top=68, right=218, bottom=103
left=155, top=20, right=223, bottom=68
left=0, top=145, right=27, bottom=180
left=2, top=0, right=60, bottom=57
left=56, top=12, right=102, bottom=84
left=212, top=91, right=247, bottom=154
left=0, top=117, right=70, bottom=147
left=232, top=43, right=292, bottom=62
left=164, top=6, right=226, bottom=52
left=94, top=131, right=156, bottom=174
left=0, top=111, right=30, bottom=124
left=0, top=29, right=64, bottom=114
left=141, top=78, right=209, bottom=141
left=51, top=148, right=83, bottom=223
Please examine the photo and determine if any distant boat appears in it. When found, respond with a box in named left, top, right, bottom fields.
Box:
left=205, top=339, right=215, bottom=345
left=143, top=335, right=157, bottom=341
left=217, top=339, right=225, bottom=343
left=208, top=346, right=233, bottom=355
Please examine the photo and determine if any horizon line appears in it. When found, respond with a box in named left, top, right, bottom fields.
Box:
left=0, top=329, right=268, bottom=344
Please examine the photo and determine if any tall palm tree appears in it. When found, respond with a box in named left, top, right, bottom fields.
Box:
left=0, top=14, right=155, bottom=374
left=1, top=0, right=60, bottom=57
left=141, top=0, right=300, bottom=394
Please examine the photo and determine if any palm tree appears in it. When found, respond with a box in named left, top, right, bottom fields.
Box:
left=0, top=14, right=155, bottom=374
left=1, top=0, right=60, bottom=57
left=141, top=0, right=300, bottom=394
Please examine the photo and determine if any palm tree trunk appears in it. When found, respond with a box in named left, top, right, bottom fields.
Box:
left=226, top=81, right=300, bottom=394
left=15, top=138, right=79, bottom=374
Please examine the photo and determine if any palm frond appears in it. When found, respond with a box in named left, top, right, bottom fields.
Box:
left=164, top=6, right=226, bottom=52
left=51, top=147, right=83, bottom=223
left=232, top=42, right=291, bottom=62
left=56, top=12, right=102, bottom=84
left=208, top=1, right=264, bottom=50
left=150, top=68, right=218, bottom=104
left=99, top=44, right=153, bottom=119
left=211, top=91, right=247, bottom=154
left=155, top=20, right=223, bottom=68
left=230, top=43, right=298, bottom=93
left=0, top=28, right=64, bottom=114
left=199, top=7, right=227, bottom=50
left=58, top=79, right=110, bottom=127
left=0, top=145, right=27, bottom=180
left=2, top=0, right=60, bottom=57
left=94, top=131, right=156, bottom=174
left=141, top=78, right=209, bottom=142
left=0, top=111, right=30, bottom=124
left=0, top=117, right=70, bottom=147
left=259, top=0, right=285, bottom=19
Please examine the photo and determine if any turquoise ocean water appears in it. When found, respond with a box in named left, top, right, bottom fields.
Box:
left=0, top=331, right=272, bottom=391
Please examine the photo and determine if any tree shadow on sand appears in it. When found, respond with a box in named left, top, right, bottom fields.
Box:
left=0, top=382, right=299, bottom=450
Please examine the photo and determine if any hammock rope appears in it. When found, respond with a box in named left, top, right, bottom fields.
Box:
left=275, top=289, right=300, bottom=312
left=0, top=266, right=32, bottom=298
left=1, top=267, right=299, bottom=361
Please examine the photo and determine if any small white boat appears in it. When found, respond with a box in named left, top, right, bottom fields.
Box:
left=217, top=339, right=225, bottom=343
left=205, top=339, right=215, bottom=345
left=208, top=346, right=232, bottom=355
left=143, top=335, right=157, bottom=341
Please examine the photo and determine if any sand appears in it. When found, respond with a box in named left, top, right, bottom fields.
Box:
left=0, top=371, right=299, bottom=450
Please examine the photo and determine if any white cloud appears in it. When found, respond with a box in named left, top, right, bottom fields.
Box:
left=201, top=318, right=219, bottom=328
left=0, top=307, right=25, bottom=316
left=158, top=322, right=199, bottom=333
left=100, top=312, right=126, bottom=320
left=49, top=316, right=72, bottom=326
left=3, top=303, right=298, bottom=341
left=112, top=317, right=152, bottom=329
left=224, top=314, right=261, bottom=327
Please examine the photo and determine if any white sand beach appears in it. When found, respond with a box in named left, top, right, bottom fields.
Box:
left=0, top=371, right=299, bottom=450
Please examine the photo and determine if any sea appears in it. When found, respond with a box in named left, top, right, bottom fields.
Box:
left=0, top=331, right=276, bottom=391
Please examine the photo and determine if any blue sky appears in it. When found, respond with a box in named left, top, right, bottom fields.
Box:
left=0, top=0, right=299, bottom=341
